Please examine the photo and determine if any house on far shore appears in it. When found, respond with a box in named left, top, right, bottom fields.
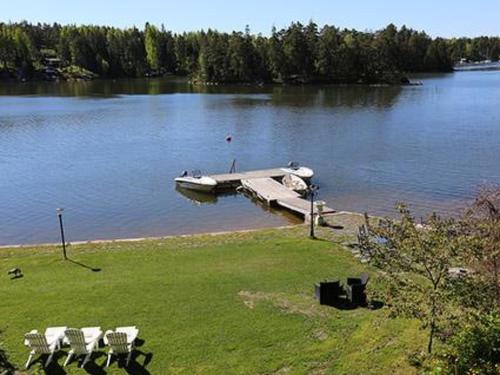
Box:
left=44, top=57, right=62, bottom=68
left=42, top=57, right=62, bottom=80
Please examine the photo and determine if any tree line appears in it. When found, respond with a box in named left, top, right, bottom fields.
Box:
left=1, top=21, right=499, bottom=83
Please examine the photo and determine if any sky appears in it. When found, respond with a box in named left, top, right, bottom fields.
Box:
left=2, top=0, right=499, bottom=37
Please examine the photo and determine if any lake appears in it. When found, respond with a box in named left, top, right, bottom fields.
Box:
left=1, top=72, right=499, bottom=245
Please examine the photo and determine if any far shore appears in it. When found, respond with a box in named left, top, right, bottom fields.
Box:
left=0, top=72, right=422, bottom=86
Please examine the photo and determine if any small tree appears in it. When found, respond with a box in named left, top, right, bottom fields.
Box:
left=461, top=186, right=500, bottom=309
left=435, top=187, right=500, bottom=374
left=361, top=204, right=464, bottom=354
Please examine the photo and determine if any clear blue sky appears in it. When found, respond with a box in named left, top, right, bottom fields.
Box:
left=3, top=0, right=499, bottom=37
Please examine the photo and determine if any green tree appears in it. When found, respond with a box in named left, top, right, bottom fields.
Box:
left=253, top=34, right=271, bottom=81
left=361, top=204, right=464, bottom=354
left=374, top=23, right=399, bottom=71
left=174, top=32, right=200, bottom=75
left=337, top=31, right=363, bottom=82
left=461, top=186, right=500, bottom=309
left=122, top=27, right=146, bottom=77
left=145, top=23, right=161, bottom=71
left=408, top=31, right=432, bottom=71
left=0, top=21, right=498, bottom=82
left=282, top=22, right=309, bottom=79
left=161, top=27, right=177, bottom=72
left=316, top=25, right=340, bottom=79
left=227, top=28, right=256, bottom=82
left=304, top=21, right=319, bottom=77
left=424, top=38, right=453, bottom=71
left=0, top=28, right=15, bottom=69
left=268, top=26, right=286, bottom=81
left=13, top=28, right=35, bottom=72
left=106, top=28, right=125, bottom=76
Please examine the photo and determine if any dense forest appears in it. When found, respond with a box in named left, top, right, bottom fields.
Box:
left=1, top=21, right=499, bottom=84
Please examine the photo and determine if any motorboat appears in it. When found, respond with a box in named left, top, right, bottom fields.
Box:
left=280, top=161, right=314, bottom=180
left=282, top=173, right=308, bottom=194
left=174, top=170, right=218, bottom=192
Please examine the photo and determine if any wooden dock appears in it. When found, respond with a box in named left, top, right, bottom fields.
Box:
left=241, top=178, right=335, bottom=220
left=277, top=197, right=335, bottom=217
left=241, top=178, right=300, bottom=203
left=179, top=165, right=336, bottom=221
left=209, top=168, right=290, bottom=188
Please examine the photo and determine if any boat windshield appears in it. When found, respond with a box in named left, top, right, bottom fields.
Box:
left=192, top=170, right=202, bottom=179
left=288, top=161, right=300, bottom=170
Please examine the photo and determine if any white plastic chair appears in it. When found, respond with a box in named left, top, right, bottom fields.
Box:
left=63, top=327, right=103, bottom=368
left=24, top=332, right=57, bottom=368
left=24, top=326, right=66, bottom=368
left=104, top=326, right=139, bottom=368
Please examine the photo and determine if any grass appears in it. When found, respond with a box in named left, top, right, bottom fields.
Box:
left=0, top=226, right=426, bottom=374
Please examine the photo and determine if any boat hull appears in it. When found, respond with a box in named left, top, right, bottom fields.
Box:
left=282, top=174, right=308, bottom=194
left=280, top=167, right=314, bottom=180
left=175, top=176, right=217, bottom=192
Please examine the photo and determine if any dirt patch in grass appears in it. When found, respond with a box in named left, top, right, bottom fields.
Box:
left=274, top=365, right=292, bottom=374
left=238, top=290, right=328, bottom=318
left=312, top=329, right=329, bottom=341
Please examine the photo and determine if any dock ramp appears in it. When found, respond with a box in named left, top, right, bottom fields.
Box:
left=241, top=178, right=335, bottom=219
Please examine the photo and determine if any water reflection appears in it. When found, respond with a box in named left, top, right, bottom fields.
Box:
left=0, top=78, right=191, bottom=97
left=175, top=186, right=218, bottom=205
left=0, top=77, right=401, bottom=109
left=268, top=85, right=402, bottom=108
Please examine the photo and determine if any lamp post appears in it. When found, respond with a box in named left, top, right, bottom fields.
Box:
left=308, top=184, right=319, bottom=239
left=56, top=208, right=67, bottom=260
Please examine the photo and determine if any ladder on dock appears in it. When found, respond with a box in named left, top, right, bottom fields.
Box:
left=241, top=178, right=335, bottom=219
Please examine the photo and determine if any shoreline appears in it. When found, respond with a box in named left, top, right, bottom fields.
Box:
left=0, top=224, right=303, bottom=249
left=0, top=74, right=424, bottom=86
left=0, top=210, right=366, bottom=249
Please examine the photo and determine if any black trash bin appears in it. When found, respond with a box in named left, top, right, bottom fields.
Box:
left=314, top=280, right=342, bottom=305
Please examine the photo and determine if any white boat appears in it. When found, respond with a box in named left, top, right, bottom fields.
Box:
left=282, top=174, right=308, bottom=194
left=280, top=162, right=314, bottom=180
left=175, top=170, right=218, bottom=192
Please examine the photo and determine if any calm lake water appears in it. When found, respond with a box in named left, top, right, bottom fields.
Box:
left=1, top=72, right=499, bottom=245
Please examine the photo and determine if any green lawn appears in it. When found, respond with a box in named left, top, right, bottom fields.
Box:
left=0, top=227, right=426, bottom=374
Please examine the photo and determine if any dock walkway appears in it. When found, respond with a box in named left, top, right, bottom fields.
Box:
left=209, top=168, right=289, bottom=188
left=278, top=197, right=335, bottom=217
left=241, top=178, right=335, bottom=219
left=241, top=178, right=300, bottom=203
